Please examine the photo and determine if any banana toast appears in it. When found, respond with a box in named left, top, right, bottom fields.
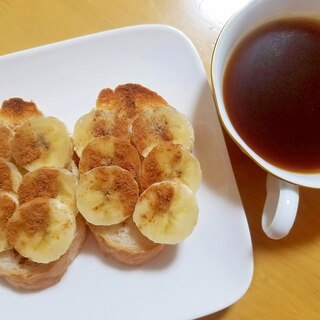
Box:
left=0, top=84, right=201, bottom=289
left=0, top=214, right=86, bottom=290
left=0, top=99, right=87, bottom=290
left=75, top=84, right=200, bottom=265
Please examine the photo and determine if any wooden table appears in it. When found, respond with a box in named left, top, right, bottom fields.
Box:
left=1, top=1, right=319, bottom=319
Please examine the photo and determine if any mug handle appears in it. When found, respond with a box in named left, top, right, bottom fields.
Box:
left=262, top=173, right=299, bottom=239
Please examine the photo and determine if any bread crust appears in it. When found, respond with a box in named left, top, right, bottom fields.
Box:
left=0, top=214, right=87, bottom=290
left=89, top=218, right=165, bottom=266
left=96, top=83, right=169, bottom=122
left=0, top=98, right=42, bottom=129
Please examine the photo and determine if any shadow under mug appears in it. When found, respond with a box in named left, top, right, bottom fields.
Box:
left=211, top=0, right=320, bottom=239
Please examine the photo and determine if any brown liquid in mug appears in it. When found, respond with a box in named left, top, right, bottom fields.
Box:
left=223, top=18, right=320, bottom=172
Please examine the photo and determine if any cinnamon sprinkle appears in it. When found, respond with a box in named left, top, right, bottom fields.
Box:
left=12, top=124, right=41, bottom=166
left=0, top=123, right=13, bottom=159
left=0, top=194, right=17, bottom=226
left=0, top=159, right=13, bottom=192
left=150, top=183, right=174, bottom=213
left=93, top=167, right=139, bottom=215
left=7, top=198, right=50, bottom=245
left=18, top=168, right=59, bottom=204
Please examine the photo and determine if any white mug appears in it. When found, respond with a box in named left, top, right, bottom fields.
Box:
left=211, top=0, right=320, bottom=239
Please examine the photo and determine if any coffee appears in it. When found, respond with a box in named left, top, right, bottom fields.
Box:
left=223, top=18, right=320, bottom=173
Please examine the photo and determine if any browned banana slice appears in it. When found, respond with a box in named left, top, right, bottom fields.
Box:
left=73, top=109, right=130, bottom=157
left=6, top=197, right=76, bottom=264
left=76, top=166, right=139, bottom=226
left=131, top=107, right=194, bottom=157
left=12, top=116, right=73, bottom=171
left=141, top=142, right=201, bottom=192
left=18, top=167, right=77, bottom=214
left=133, top=181, right=198, bottom=244
left=79, top=136, right=141, bottom=182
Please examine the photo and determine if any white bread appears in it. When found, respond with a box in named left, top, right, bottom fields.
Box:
left=0, top=214, right=87, bottom=290
left=88, top=217, right=165, bottom=266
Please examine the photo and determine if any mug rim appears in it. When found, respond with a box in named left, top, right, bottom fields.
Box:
left=210, top=0, right=320, bottom=189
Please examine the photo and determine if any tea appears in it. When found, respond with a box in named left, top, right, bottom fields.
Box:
left=223, top=18, right=320, bottom=172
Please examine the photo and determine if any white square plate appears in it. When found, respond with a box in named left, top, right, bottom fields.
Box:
left=0, top=25, right=253, bottom=319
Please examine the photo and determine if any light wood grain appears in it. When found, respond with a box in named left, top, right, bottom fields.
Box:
left=1, top=1, right=320, bottom=319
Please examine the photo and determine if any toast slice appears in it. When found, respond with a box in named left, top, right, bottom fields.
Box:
left=96, top=83, right=169, bottom=122
left=88, top=217, right=165, bottom=266
left=0, top=98, right=42, bottom=130
left=0, top=214, right=87, bottom=290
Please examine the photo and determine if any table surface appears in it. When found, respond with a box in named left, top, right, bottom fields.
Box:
left=1, top=1, right=320, bottom=319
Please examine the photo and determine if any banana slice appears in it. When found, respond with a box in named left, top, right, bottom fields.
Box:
left=133, top=181, right=198, bottom=244
left=141, top=142, right=202, bottom=192
left=12, top=116, right=73, bottom=171
left=79, top=136, right=141, bottom=182
left=0, top=191, right=18, bottom=252
left=6, top=197, right=76, bottom=264
left=131, top=107, right=194, bottom=157
left=18, top=167, right=77, bottom=214
left=76, top=166, right=139, bottom=226
left=0, top=121, right=14, bottom=160
left=73, top=109, right=130, bottom=158
left=96, top=83, right=169, bottom=122
left=0, top=158, right=22, bottom=193
left=0, top=98, right=42, bottom=130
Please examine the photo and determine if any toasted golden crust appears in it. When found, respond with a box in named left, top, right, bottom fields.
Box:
left=79, top=136, right=141, bottom=182
left=0, top=98, right=42, bottom=129
left=0, top=122, right=14, bottom=160
left=0, top=214, right=87, bottom=290
left=89, top=217, right=165, bottom=265
left=96, top=83, right=169, bottom=122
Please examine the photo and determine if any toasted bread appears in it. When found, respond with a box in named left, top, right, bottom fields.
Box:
left=0, top=214, right=87, bottom=290
left=0, top=98, right=42, bottom=130
left=88, top=217, right=165, bottom=266
left=96, top=83, right=169, bottom=122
